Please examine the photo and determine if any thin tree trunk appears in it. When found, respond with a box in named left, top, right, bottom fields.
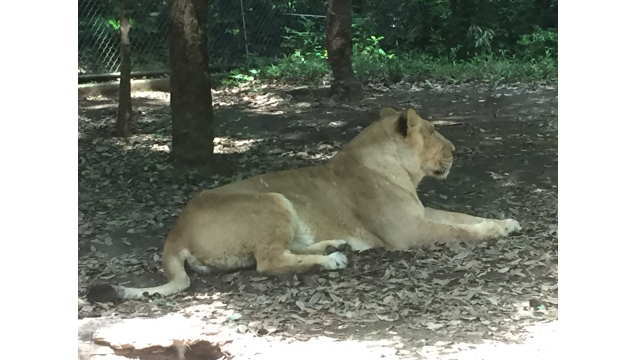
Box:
left=115, top=0, right=132, bottom=137
left=326, top=0, right=362, bottom=101
left=169, top=0, right=213, bottom=166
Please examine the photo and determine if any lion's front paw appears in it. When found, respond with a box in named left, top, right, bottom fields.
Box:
left=323, top=252, right=348, bottom=270
left=500, top=219, right=522, bottom=235
left=472, top=219, right=522, bottom=239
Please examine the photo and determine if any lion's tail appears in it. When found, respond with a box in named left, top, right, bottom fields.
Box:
left=87, top=235, right=191, bottom=302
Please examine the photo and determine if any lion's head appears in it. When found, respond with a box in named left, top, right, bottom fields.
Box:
left=334, top=107, right=456, bottom=186
left=380, top=107, right=456, bottom=181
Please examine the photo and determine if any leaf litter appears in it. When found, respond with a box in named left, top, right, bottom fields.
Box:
left=79, top=80, right=557, bottom=359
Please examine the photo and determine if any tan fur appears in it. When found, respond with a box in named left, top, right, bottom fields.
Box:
left=92, top=108, right=521, bottom=300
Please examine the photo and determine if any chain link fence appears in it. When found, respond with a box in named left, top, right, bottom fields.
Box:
left=78, top=0, right=326, bottom=79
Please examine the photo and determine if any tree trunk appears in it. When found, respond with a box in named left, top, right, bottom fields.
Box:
left=169, top=0, right=213, bottom=166
left=115, top=0, right=132, bottom=137
left=326, top=0, right=362, bottom=101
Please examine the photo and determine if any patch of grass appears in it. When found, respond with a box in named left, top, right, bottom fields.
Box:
left=222, top=52, right=557, bottom=87
left=263, top=51, right=329, bottom=82
left=220, top=52, right=328, bottom=87
left=391, top=53, right=558, bottom=83
left=355, top=52, right=557, bottom=84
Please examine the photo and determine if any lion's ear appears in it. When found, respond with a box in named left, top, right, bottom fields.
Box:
left=406, top=109, right=423, bottom=127
left=397, top=109, right=422, bottom=137
left=380, top=107, right=400, bottom=119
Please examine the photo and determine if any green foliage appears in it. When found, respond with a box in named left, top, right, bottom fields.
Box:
left=251, top=0, right=556, bottom=86
left=466, top=25, right=495, bottom=55
left=106, top=18, right=120, bottom=31
left=222, top=1, right=557, bottom=87
left=282, top=17, right=326, bottom=59
left=352, top=53, right=556, bottom=84
left=517, top=27, right=558, bottom=60
left=264, top=52, right=328, bottom=81
left=222, top=51, right=328, bottom=86
left=80, top=0, right=556, bottom=77
left=350, top=0, right=556, bottom=59
left=188, top=0, right=558, bottom=88
left=428, top=55, right=556, bottom=83
left=224, top=51, right=556, bottom=87
left=226, top=69, right=257, bottom=84
left=356, top=35, right=396, bottom=61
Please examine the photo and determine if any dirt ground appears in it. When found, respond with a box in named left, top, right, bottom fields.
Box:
left=78, top=79, right=557, bottom=359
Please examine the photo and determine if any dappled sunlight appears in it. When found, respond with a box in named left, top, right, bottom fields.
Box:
left=212, top=86, right=291, bottom=112
left=79, top=304, right=401, bottom=359
left=277, top=145, right=339, bottom=161
left=79, top=293, right=558, bottom=359
left=123, top=135, right=263, bottom=155
left=227, top=321, right=558, bottom=359
left=148, top=143, right=170, bottom=153
left=214, top=136, right=263, bottom=154
left=225, top=335, right=399, bottom=359
left=211, top=84, right=337, bottom=116
left=119, top=134, right=171, bottom=152
left=132, top=91, right=170, bottom=104
left=83, top=102, right=118, bottom=111
left=328, top=120, right=348, bottom=127
left=416, top=321, right=558, bottom=359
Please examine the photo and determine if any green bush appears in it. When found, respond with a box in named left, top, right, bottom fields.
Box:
left=282, top=17, right=326, bottom=59
left=517, top=27, right=558, bottom=60
left=263, top=51, right=328, bottom=81
left=221, top=10, right=557, bottom=87
left=223, top=52, right=556, bottom=87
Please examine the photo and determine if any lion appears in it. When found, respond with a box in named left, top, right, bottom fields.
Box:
left=88, top=108, right=521, bottom=302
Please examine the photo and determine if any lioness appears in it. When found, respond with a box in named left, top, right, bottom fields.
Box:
left=88, top=108, right=520, bottom=302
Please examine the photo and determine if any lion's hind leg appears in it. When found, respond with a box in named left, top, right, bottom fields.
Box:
left=186, top=253, right=214, bottom=274
left=253, top=193, right=349, bottom=274
left=256, top=249, right=348, bottom=274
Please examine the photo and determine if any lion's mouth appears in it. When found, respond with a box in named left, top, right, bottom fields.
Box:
left=433, top=163, right=452, bottom=178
